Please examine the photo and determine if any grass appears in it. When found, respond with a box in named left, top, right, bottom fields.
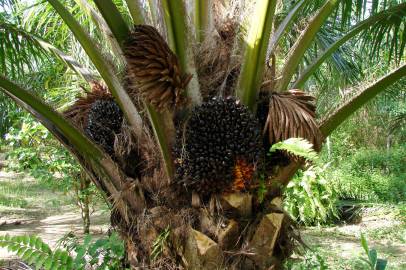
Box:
left=291, top=203, right=406, bottom=270
left=0, top=171, right=76, bottom=220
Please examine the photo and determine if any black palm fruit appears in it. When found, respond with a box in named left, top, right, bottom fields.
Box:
left=86, top=99, right=123, bottom=155
left=174, top=97, right=263, bottom=196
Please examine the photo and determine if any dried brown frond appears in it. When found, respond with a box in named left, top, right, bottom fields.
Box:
left=193, top=1, right=242, bottom=100
left=212, top=0, right=240, bottom=45
left=263, top=90, right=323, bottom=152
left=195, top=35, right=241, bottom=100
left=124, top=25, right=192, bottom=111
left=63, top=82, right=112, bottom=129
left=114, top=124, right=143, bottom=179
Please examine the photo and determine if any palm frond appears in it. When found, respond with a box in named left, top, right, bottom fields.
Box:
left=263, top=90, right=323, bottom=151
left=359, top=5, right=406, bottom=63
left=293, top=3, right=406, bottom=88
left=267, top=0, right=309, bottom=59
left=275, top=0, right=340, bottom=92
left=314, top=26, right=361, bottom=80
left=0, top=13, right=97, bottom=82
left=320, top=63, right=406, bottom=136
left=0, top=17, right=48, bottom=78
left=23, top=0, right=118, bottom=69
left=389, top=112, right=406, bottom=134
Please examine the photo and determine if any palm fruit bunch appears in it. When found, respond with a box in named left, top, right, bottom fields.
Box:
left=174, top=97, right=262, bottom=196
left=124, top=25, right=192, bottom=111
left=85, top=99, right=123, bottom=155
left=63, top=82, right=112, bottom=129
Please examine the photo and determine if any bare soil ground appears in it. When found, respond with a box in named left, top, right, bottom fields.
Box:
left=0, top=167, right=109, bottom=263
left=301, top=205, right=406, bottom=269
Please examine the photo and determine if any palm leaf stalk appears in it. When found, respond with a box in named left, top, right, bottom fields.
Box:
left=46, top=0, right=144, bottom=137
left=92, top=0, right=130, bottom=47
left=320, top=64, right=406, bottom=136
left=161, top=0, right=202, bottom=105
left=194, top=0, right=211, bottom=43
left=125, top=0, right=146, bottom=25
left=0, top=76, right=145, bottom=218
left=236, top=0, right=277, bottom=111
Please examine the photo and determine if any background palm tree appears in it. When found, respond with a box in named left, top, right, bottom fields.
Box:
left=0, top=0, right=405, bottom=268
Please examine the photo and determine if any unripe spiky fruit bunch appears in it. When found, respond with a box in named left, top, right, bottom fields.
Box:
left=124, top=25, right=192, bottom=111
left=174, top=97, right=262, bottom=196
left=85, top=99, right=123, bottom=155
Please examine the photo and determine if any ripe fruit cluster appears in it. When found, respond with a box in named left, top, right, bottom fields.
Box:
left=85, top=99, right=123, bottom=155
left=174, top=97, right=262, bottom=195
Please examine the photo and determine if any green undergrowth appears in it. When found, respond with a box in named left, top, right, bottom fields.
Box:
left=289, top=203, right=406, bottom=269
left=323, top=141, right=406, bottom=203
left=0, top=173, right=75, bottom=215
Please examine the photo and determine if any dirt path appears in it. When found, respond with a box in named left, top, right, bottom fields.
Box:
left=0, top=168, right=109, bottom=262
left=302, top=206, right=406, bottom=269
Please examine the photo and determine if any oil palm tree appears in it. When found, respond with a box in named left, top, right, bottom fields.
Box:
left=0, top=0, right=405, bottom=268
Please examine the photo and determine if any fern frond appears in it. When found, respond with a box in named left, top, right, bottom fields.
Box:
left=269, top=138, right=319, bottom=162
left=0, top=234, right=74, bottom=270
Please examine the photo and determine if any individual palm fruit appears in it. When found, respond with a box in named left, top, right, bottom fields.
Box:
left=174, top=97, right=262, bottom=196
left=231, top=158, right=255, bottom=192
left=262, top=90, right=323, bottom=152
left=124, top=25, right=192, bottom=111
left=85, top=99, right=123, bottom=155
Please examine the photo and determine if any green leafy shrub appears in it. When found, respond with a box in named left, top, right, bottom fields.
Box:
left=271, top=138, right=339, bottom=225
left=360, top=233, right=388, bottom=270
left=69, top=233, right=126, bottom=270
left=326, top=145, right=406, bottom=202
left=284, top=165, right=338, bottom=226
left=4, top=115, right=80, bottom=190
left=0, top=233, right=127, bottom=270
left=284, top=250, right=328, bottom=270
